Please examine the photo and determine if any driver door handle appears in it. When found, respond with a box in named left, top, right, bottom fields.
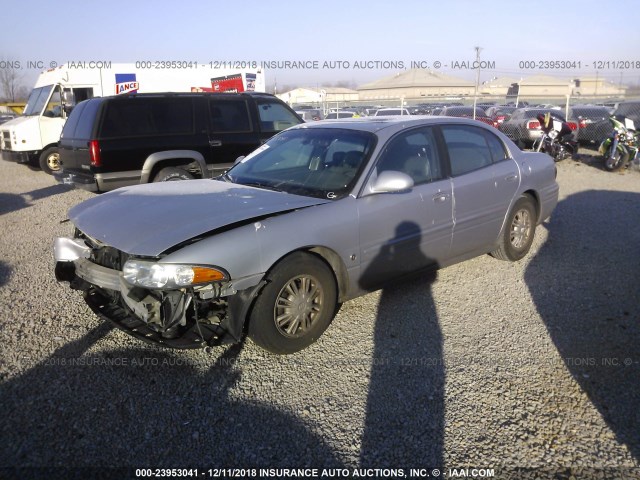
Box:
left=209, top=140, right=222, bottom=147
left=433, top=192, right=450, bottom=203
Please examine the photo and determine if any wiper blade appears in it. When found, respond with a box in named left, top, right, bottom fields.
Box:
left=241, top=181, right=285, bottom=193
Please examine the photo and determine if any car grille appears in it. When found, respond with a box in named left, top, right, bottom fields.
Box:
left=77, top=230, right=128, bottom=271
left=1, top=131, right=10, bottom=150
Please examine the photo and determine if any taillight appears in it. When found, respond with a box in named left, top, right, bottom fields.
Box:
left=579, top=119, right=592, bottom=129
left=496, top=115, right=506, bottom=123
left=567, top=122, right=577, bottom=131
left=89, top=140, right=101, bottom=167
left=527, top=120, right=540, bottom=130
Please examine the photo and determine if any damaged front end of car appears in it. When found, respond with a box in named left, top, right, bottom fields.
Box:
left=54, top=231, right=261, bottom=349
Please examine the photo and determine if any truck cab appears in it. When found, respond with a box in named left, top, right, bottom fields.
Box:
left=0, top=79, right=94, bottom=174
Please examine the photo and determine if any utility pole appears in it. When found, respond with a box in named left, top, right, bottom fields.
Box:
left=472, top=46, right=482, bottom=120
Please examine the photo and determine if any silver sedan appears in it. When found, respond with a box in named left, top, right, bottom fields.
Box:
left=54, top=117, right=559, bottom=354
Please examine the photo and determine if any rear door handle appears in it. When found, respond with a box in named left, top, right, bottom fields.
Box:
left=209, top=140, right=222, bottom=147
left=505, top=174, right=518, bottom=182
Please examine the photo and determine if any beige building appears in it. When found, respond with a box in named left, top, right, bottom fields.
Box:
left=514, top=75, right=575, bottom=97
left=479, top=76, right=520, bottom=96
left=572, top=77, right=626, bottom=97
left=509, top=75, right=627, bottom=100
left=357, top=68, right=475, bottom=100
left=277, top=87, right=359, bottom=105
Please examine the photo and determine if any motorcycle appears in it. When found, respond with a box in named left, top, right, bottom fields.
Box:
left=533, top=114, right=579, bottom=161
left=598, top=115, right=639, bottom=171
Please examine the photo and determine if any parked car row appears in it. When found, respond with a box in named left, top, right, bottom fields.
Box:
left=497, top=105, right=616, bottom=148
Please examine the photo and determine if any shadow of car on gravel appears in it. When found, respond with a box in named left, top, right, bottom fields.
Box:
left=0, top=323, right=345, bottom=476
left=359, top=221, right=444, bottom=468
left=0, top=260, right=12, bottom=288
left=525, top=190, right=640, bottom=461
left=0, top=185, right=72, bottom=216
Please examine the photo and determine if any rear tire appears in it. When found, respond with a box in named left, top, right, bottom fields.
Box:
left=248, top=252, right=337, bottom=354
left=152, top=167, right=194, bottom=182
left=39, top=147, right=60, bottom=175
left=491, top=195, right=537, bottom=262
left=603, top=146, right=629, bottom=172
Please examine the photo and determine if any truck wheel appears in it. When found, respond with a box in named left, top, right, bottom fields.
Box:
left=39, top=147, right=61, bottom=175
left=248, top=252, right=337, bottom=354
left=152, top=167, right=194, bottom=182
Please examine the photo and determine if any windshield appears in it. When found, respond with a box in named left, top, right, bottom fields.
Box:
left=23, top=85, right=54, bottom=116
left=225, top=128, right=376, bottom=200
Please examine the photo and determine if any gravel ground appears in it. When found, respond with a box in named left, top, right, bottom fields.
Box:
left=0, top=154, right=639, bottom=480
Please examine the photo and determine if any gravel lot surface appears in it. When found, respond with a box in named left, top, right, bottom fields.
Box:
left=0, top=153, right=639, bottom=479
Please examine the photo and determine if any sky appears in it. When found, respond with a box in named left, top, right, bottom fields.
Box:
left=2, top=0, right=640, bottom=91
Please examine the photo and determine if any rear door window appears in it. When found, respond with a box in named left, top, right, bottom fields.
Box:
left=441, top=125, right=494, bottom=176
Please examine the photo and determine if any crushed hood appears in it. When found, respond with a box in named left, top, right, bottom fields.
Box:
left=68, top=179, right=329, bottom=256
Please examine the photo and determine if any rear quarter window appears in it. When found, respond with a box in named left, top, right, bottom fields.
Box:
left=99, top=98, right=194, bottom=138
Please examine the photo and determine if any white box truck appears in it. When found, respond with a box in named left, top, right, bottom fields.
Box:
left=0, top=63, right=265, bottom=173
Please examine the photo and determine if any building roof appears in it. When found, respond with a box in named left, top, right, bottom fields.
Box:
left=308, top=87, right=358, bottom=94
left=482, top=76, right=520, bottom=88
left=357, top=68, right=473, bottom=90
left=518, top=75, right=571, bottom=86
left=279, top=87, right=358, bottom=96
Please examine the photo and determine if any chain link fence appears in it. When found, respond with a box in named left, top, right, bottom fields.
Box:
left=291, top=94, right=640, bottom=152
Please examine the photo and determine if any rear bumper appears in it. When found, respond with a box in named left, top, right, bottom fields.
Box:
left=54, top=171, right=99, bottom=192
left=538, top=182, right=560, bottom=223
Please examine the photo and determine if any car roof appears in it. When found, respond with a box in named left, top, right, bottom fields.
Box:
left=97, top=91, right=280, bottom=101
left=288, top=115, right=496, bottom=134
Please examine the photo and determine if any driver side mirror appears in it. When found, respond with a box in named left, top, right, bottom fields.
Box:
left=370, top=170, right=414, bottom=194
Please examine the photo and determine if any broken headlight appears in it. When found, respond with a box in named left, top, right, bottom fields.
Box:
left=122, top=260, right=227, bottom=289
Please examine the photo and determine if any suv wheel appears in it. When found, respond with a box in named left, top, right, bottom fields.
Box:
left=153, top=167, right=194, bottom=182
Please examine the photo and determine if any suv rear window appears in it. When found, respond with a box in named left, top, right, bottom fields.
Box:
left=60, top=98, right=102, bottom=140
left=100, top=98, right=194, bottom=138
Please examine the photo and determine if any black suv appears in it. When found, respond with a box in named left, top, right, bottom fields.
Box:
left=55, top=92, right=302, bottom=192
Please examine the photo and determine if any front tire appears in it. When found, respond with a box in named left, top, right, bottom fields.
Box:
left=491, top=195, right=537, bottom=262
left=248, top=252, right=337, bottom=354
left=152, top=167, right=194, bottom=182
left=39, top=147, right=60, bottom=175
